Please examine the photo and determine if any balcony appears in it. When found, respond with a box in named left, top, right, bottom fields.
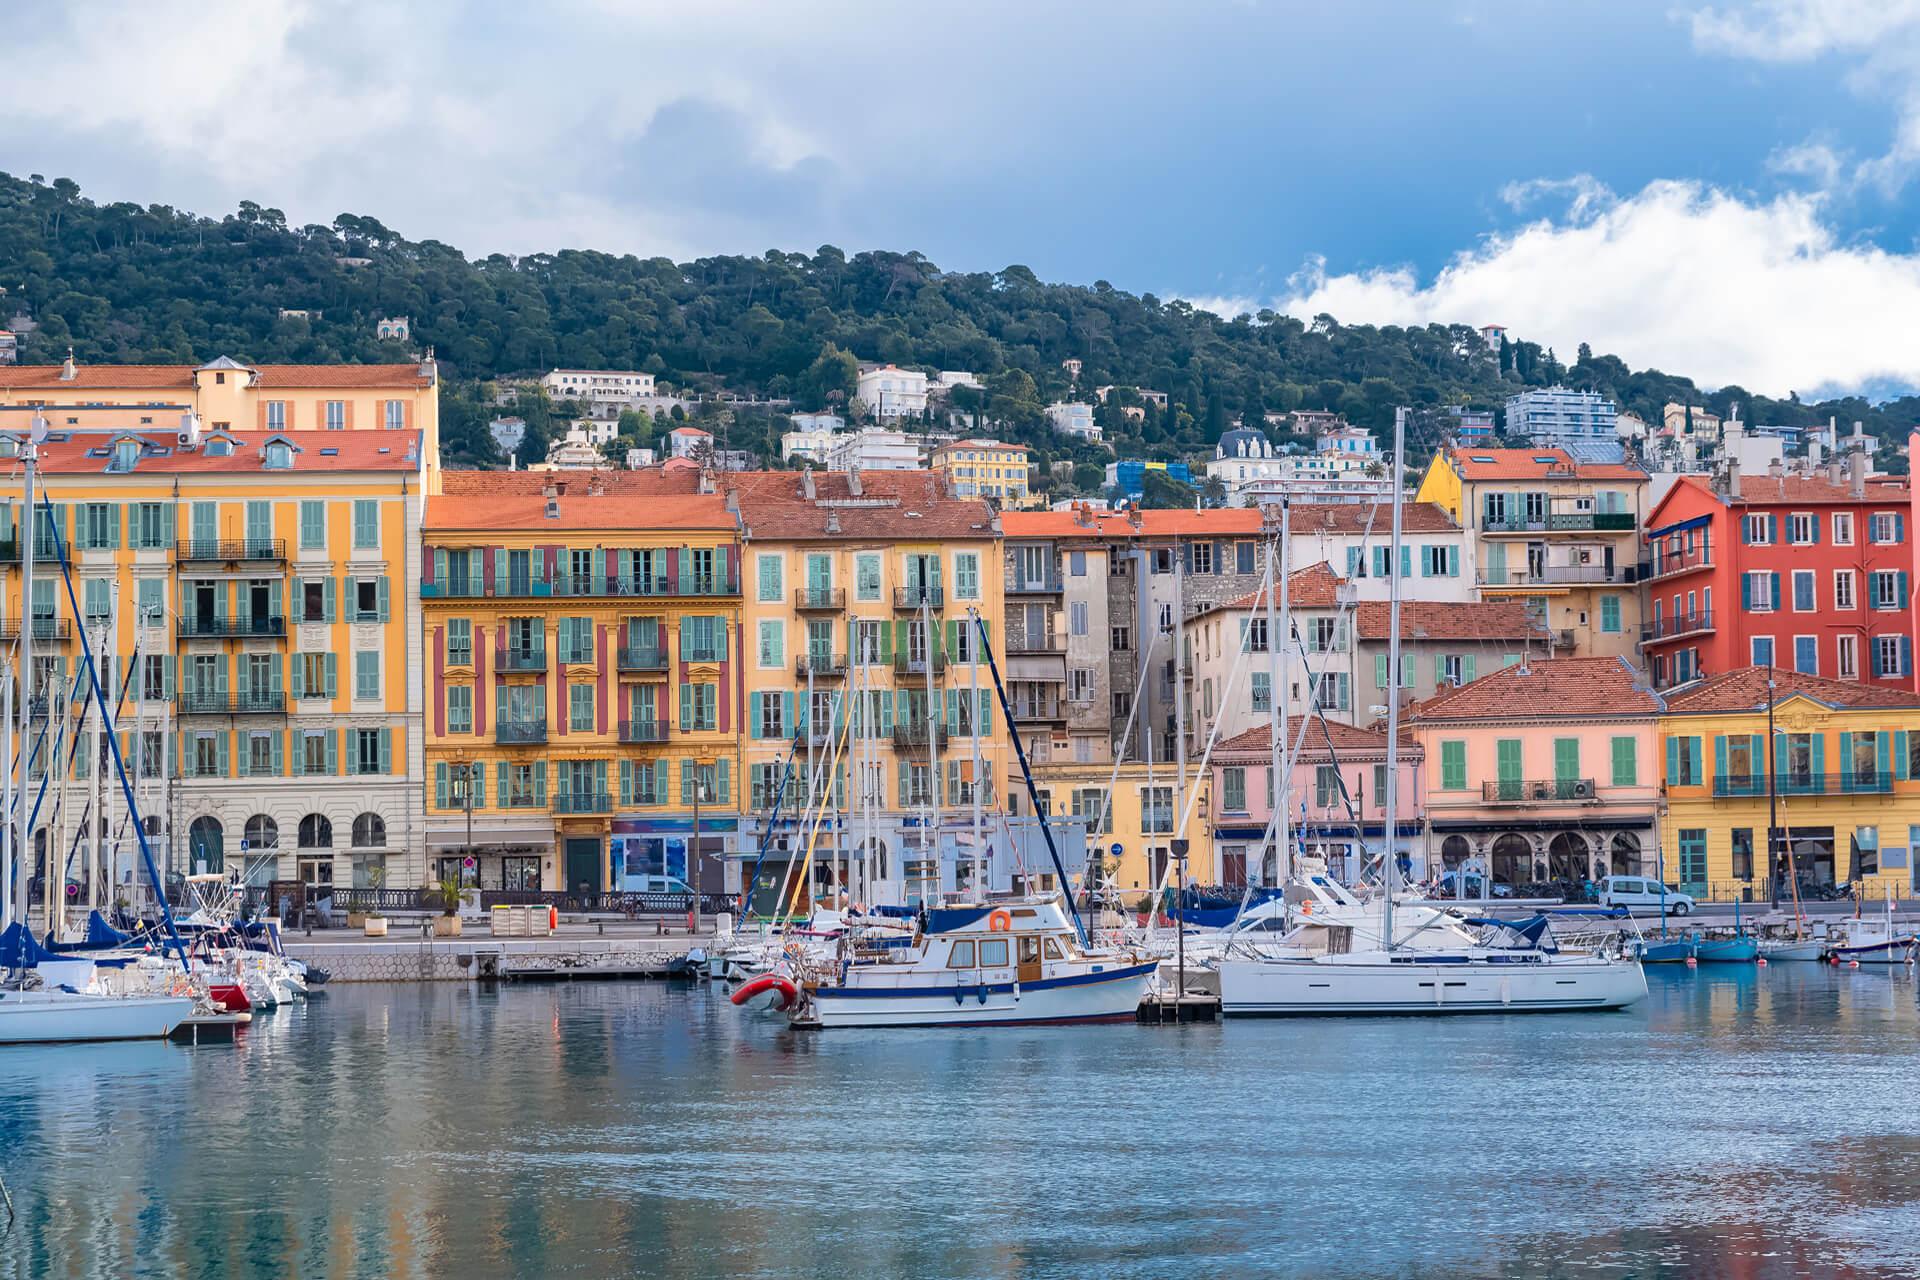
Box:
left=793, top=587, right=846, bottom=611
left=176, top=539, right=287, bottom=565
left=1711, top=772, right=1893, bottom=798
left=1009, top=695, right=1066, bottom=722
left=498, top=646, right=547, bottom=672
left=894, top=651, right=949, bottom=678
left=681, top=643, right=725, bottom=664
left=553, top=792, right=614, bottom=815
left=796, top=653, right=848, bottom=679
left=425, top=575, right=485, bottom=599
left=618, top=719, right=669, bottom=744
left=1482, top=778, right=1600, bottom=804
left=463, top=572, right=739, bottom=600
left=177, top=691, right=287, bottom=716
left=1480, top=512, right=1637, bottom=535
left=892, top=723, right=949, bottom=752
left=1649, top=542, right=1713, bottom=579
left=1006, top=576, right=1063, bottom=596
left=495, top=718, right=548, bottom=745
left=616, top=647, right=669, bottom=673
left=0, top=619, right=71, bottom=642
left=177, top=616, right=287, bottom=640
left=1007, top=630, right=1067, bottom=654
left=1646, top=611, right=1714, bottom=643
left=894, top=586, right=945, bottom=611
left=1476, top=562, right=1646, bottom=588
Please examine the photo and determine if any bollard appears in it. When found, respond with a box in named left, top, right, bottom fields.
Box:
left=687, top=910, right=696, bottom=935
left=656, top=917, right=664, bottom=936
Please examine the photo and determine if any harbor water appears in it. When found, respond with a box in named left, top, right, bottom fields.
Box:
left=2, top=967, right=1918, bottom=1280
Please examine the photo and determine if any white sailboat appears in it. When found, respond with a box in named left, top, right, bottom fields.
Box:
left=0, top=986, right=194, bottom=1043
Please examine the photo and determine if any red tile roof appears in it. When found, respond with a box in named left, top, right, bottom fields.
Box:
left=424, top=492, right=733, bottom=533
left=1662, top=667, right=1920, bottom=712
left=24, top=429, right=422, bottom=474
left=1000, top=507, right=1267, bottom=538
left=1408, top=656, right=1660, bottom=721
left=1214, top=716, right=1418, bottom=760
left=1215, top=563, right=1343, bottom=611
left=727, top=470, right=997, bottom=541
left=438, top=469, right=699, bottom=497
left=1728, top=475, right=1908, bottom=506
left=1444, top=448, right=1647, bottom=482
left=0, top=361, right=433, bottom=391
left=1353, top=600, right=1546, bottom=642
left=1286, top=501, right=1458, bottom=534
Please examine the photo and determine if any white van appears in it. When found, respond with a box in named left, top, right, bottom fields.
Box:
left=1598, top=875, right=1694, bottom=915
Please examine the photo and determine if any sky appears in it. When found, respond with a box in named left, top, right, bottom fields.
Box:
left=8, top=0, right=1920, bottom=397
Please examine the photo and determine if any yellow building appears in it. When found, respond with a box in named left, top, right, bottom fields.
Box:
left=1660, top=668, right=1920, bottom=901
left=730, top=469, right=1014, bottom=908
left=929, top=438, right=1030, bottom=506
left=1022, top=760, right=1213, bottom=905
left=1416, top=447, right=1648, bottom=661
left=419, top=471, right=741, bottom=896
left=4, top=413, right=427, bottom=902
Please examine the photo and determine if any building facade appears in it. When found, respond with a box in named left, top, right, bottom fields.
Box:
left=824, top=428, right=922, bottom=472
left=854, top=364, right=928, bottom=420
left=1504, top=387, right=1619, bottom=450
left=929, top=439, right=1030, bottom=504
left=1045, top=401, right=1100, bottom=441
left=539, top=369, right=658, bottom=410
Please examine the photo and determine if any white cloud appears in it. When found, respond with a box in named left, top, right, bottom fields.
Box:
left=1687, top=0, right=1920, bottom=61
left=1272, top=177, right=1920, bottom=395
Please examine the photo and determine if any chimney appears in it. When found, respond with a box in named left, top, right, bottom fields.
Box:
left=848, top=468, right=863, bottom=497
left=1851, top=445, right=1866, bottom=499
left=826, top=510, right=841, bottom=534
left=1830, top=455, right=1844, bottom=487
left=1767, top=458, right=1784, bottom=479
left=724, top=488, right=739, bottom=515
left=60, top=347, right=76, bottom=381
left=802, top=470, right=816, bottom=501
left=1726, top=456, right=1740, bottom=498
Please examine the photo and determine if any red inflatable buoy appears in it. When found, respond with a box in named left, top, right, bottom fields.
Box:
left=730, top=972, right=798, bottom=1012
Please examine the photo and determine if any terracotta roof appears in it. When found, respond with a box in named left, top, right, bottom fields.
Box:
left=1216, top=563, right=1343, bottom=612
left=438, top=469, right=699, bottom=497
left=1728, top=475, right=1908, bottom=506
left=20, top=429, right=421, bottom=475
left=1662, top=667, right=1920, bottom=713
left=1445, top=448, right=1647, bottom=482
left=1000, top=508, right=1266, bottom=539
left=1285, top=501, right=1458, bottom=534
left=1353, top=600, right=1546, bottom=642
left=1408, top=656, right=1660, bottom=721
left=1214, top=716, right=1418, bottom=760
left=727, top=470, right=997, bottom=541
left=0, top=361, right=433, bottom=391
left=424, top=492, right=733, bottom=533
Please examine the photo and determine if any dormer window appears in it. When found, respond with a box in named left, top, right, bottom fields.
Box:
left=264, top=441, right=293, bottom=470
left=206, top=437, right=234, bottom=457
left=111, top=439, right=140, bottom=472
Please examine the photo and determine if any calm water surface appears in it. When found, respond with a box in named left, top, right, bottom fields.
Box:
left=1, top=967, right=1918, bottom=1279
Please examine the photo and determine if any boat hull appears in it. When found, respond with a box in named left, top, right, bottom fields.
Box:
left=1830, top=939, right=1915, bottom=965
left=1693, top=938, right=1759, bottom=962
left=803, top=961, right=1156, bottom=1028
left=1219, top=957, right=1648, bottom=1016
left=1637, top=939, right=1696, bottom=963
left=1757, top=941, right=1825, bottom=962
left=0, top=991, right=196, bottom=1043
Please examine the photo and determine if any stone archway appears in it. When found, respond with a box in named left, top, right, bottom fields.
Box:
left=1440, top=835, right=1472, bottom=870
left=1548, top=831, right=1589, bottom=881
left=1490, top=833, right=1532, bottom=888
left=1610, top=832, right=1642, bottom=876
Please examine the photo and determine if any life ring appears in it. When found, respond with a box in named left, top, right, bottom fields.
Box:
left=987, top=909, right=1012, bottom=932
left=730, top=972, right=798, bottom=1012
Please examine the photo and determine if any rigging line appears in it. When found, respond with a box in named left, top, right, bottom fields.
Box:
left=738, top=734, right=800, bottom=921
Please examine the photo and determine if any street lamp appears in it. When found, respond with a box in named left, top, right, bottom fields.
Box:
left=690, top=773, right=709, bottom=934
left=452, top=759, right=476, bottom=902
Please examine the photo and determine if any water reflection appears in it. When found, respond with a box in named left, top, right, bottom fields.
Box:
left=0, top=967, right=1915, bottom=1279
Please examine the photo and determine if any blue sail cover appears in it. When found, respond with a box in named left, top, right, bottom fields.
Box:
left=0, top=922, right=60, bottom=969
left=85, top=911, right=131, bottom=946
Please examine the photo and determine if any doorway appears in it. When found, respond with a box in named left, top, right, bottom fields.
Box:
left=564, top=837, right=602, bottom=895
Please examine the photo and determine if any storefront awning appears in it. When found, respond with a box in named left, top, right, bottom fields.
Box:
left=425, top=825, right=555, bottom=848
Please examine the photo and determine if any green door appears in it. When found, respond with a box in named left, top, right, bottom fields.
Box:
left=564, top=837, right=602, bottom=897
left=245, top=500, right=272, bottom=555
left=1496, top=739, right=1523, bottom=801
left=1554, top=738, right=1581, bottom=799
left=807, top=553, right=832, bottom=606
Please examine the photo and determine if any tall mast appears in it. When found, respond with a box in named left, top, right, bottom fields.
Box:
left=2, top=657, right=12, bottom=929
left=970, top=606, right=982, bottom=900
left=1270, top=500, right=1288, bottom=887
left=1380, top=407, right=1405, bottom=950
left=925, top=594, right=940, bottom=891
left=20, top=419, right=40, bottom=934
left=1174, top=535, right=1187, bottom=878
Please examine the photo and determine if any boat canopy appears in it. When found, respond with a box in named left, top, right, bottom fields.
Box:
left=0, top=922, right=60, bottom=969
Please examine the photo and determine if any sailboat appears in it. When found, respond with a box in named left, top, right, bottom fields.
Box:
left=1827, top=887, right=1917, bottom=965
left=1218, top=413, right=1648, bottom=1015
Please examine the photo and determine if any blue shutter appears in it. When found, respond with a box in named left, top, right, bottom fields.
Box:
left=1400, top=545, right=1412, bottom=578
left=1769, top=573, right=1780, bottom=611
left=436, top=763, right=449, bottom=808
left=1767, top=513, right=1778, bottom=543
left=1900, top=571, right=1910, bottom=610
left=1666, top=736, right=1679, bottom=786
left=1714, top=735, right=1728, bottom=786
left=1346, top=547, right=1358, bottom=579
left=1899, top=513, right=1908, bottom=544
left=1811, top=517, right=1820, bottom=544
left=1905, top=636, right=1914, bottom=678
left=1740, top=574, right=1751, bottom=611
left=748, top=693, right=762, bottom=740
left=781, top=691, right=794, bottom=739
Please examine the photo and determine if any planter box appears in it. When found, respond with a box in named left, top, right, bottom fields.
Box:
left=363, top=917, right=388, bottom=937
left=432, top=916, right=462, bottom=937
left=346, top=912, right=366, bottom=928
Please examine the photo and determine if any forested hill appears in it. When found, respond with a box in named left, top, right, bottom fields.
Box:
left=3, top=171, right=1916, bottom=470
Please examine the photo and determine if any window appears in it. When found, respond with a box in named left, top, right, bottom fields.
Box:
left=757, top=692, right=786, bottom=739
left=352, top=728, right=384, bottom=775
left=1069, top=667, right=1095, bottom=702
left=300, top=578, right=327, bottom=623
left=299, top=814, right=333, bottom=848
left=110, top=439, right=139, bottom=473
left=1871, top=512, right=1901, bottom=544
left=1742, top=514, right=1771, bottom=544
left=1314, top=765, right=1340, bottom=808
left=1678, top=829, right=1707, bottom=885
left=1069, top=601, right=1088, bottom=636
left=298, top=731, right=328, bottom=777
left=1250, top=671, right=1270, bottom=713
left=758, top=620, right=784, bottom=668
left=1191, top=542, right=1213, bottom=575
left=1223, top=768, right=1246, bottom=811
left=686, top=683, right=717, bottom=731
left=1876, top=635, right=1905, bottom=678
left=1836, top=570, right=1856, bottom=611
left=1111, top=626, right=1131, bottom=652
left=447, top=619, right=472, bottom=666
left=1070, top=551, right=1087, bottom=577
left=1871, top=571, right=1902, bottom=610
left=855, top=620, right=884, bottom=665
left=79, top=503, right=114, bottom=550
left=1139, top=786, right=1174, bottom=833
left=1599, top=595, right=1621, bottom=633
left=1422, top=545, right=1456, bottom=577
left=1243, top=617, right=1268, bottom=652
left=448, top=685, right=473, bottom=734
left=1794, top=636, right=1818, bottom=675
left=568, top=681, right=595, bottom=731
left=352, top=500, right=379, bottom=550
left=1731, top=829, right=1754, bottom=880
left=1838, top=634, right=1859, bottom=680
left=354, top=578, right=382, bottom=621
left=856, top=554, right=881, bottom=600
left=1790, top=512, right=1814, bottom=544
left=1830, top=511, right=1853, bottom=544
left=1610, top=736, right=1637, bottom=786
left=266, top=401, right=286, bottom=430
left=353, top=813, right=387, bottom=849
left=757, top=554, right=783, bottom=602
left=1440, top=741, right=1466, bottom=790
left=1788, top=570, right=1814, bottom=613
left=325, top=400, right=345, bottom=430
left=955, top=553, right=979, bottom=600
left=130, top=502, right=166, bottom=549
left=299, top=500, right=325, bottom=549
left=384, top=400, right=405, bottom=430
left=1751, top=636, right=1773, bottom=667
left=1854, top=827, right=1880, bottom=878
left=1670, top=736, right=1703, bottom=786
left=263, top=441, right=292, bottom=469
left=354, top=651, right=379, bottom=700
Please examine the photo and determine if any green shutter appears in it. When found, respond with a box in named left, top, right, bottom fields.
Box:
left=436, top=763, right=449, bottom=808
left=534, top=760, right=547, bottom=806
left=378, top=729, right=391, bottom=775
left=324, top=653, right=337, bottom=698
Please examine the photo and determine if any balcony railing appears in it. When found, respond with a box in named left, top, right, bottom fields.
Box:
left=176, top=539, right=287, bottom=564
left=495, top=718, right=548, bottom=745
left=1481, top=511, right=1637, bottom=534
left=616, top=646, right=668, bottom=673
left=894, top=651, right=949, bottom=677
left=423, top=572, right=739, bottom=599
left=1482, top=778, right=1600, bottom=803
left=1006, top=576, right=1063, bottom=595
left=1008, top=631, right=1067, bottom=654
left=796, top=653, right=848, bottom=679
left=618, top=719, right=669, bottom=744
left=177, top=616, right=287, bottom=639
left=681, top=643, right=724, bottom=663
left=1711, top=772, right=1893, bottom=797
left=430, top=575, right=485, bottom=598
left=177, top=691, right=287, bottom=716
left=793, top=587, right=846, bottom=611
left=1010, top=696, right=1065, bottom=721
left=1649, top=542, right=1713, bottom=578
left=497, top=647, right=547, bottom=672
left=892, top=724, right=949, bottom=752
left=894, top=586, right=945, bottom=611
left=0, top=620, right=71, bottom=642
left=1476, top=562, right=1645, bottom=587
left=553, top=792, right=614, bottom=815
left=1646, top=611, right=1714, bottom=642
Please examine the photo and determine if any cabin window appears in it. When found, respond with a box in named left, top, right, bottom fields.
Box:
left=978, top=938, right=1010, bottom=967
left=1043, top=938, right=1065, bottom=960
left=946, top=941, right=975, bottom=968
left=1018, top=936, right=1041, bottom=965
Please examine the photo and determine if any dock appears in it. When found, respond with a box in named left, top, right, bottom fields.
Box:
left=282, top=921, right=712, bottom=983
left=1136, top=990, right=1221, bottom=1023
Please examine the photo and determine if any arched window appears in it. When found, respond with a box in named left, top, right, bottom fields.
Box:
left=298, top=814, right=333, bottom=849
left=1490, top=833, right=1531, bottom=889
left=188, top=816, right=224, bottom=873
left=1610, top=832, right=1642, bottom=877
left=1440, top=835, right=1472, bottom=870
left=351, top=813, right=386, bottom=849
left=244, top=814, right=278, bottom=852
left=1548, top=832, right=1589, bottom=882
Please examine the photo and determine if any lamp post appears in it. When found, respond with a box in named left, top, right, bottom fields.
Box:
left=453, top=759, right=475, bottom=906
left=690, top=775, right=708, bottom=935
left=1170, top=836, right=1189, bottom=1006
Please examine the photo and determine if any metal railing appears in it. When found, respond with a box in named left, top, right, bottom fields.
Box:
left=480, top=889, right=734, bottom=916
left=176, top=538, right=288, bottom=563
left=618, top=719, right=669, bottom=743
left=0, top=620, right=71, bottom=642
left=894, top=586, right=945, bottom=610
left=1010, top=697, right=1066, bottom=721
left=177, top=616, right=287, bottom=639
left=497, top=647, right=547, bottom=671
left=1475, top=564, right=1640, bottom=587
left=892, top=724, right=949, bottom=751
left=1482, top=778, right=1600, bottom=803
left=1646, top=611, right=1714, bottom=641
left=793, top=587, right=846, bottom=611
left=893, top=651, right=948, bottom=677
left=1712, top=772, right=1894, bottom=797
left=494, top=718, right=548, bottom=744
left=553, top=792, right=614, bottom=815
left=1006, top=576, right=1063, bottom=595
left=1481, top=512, right=1637, bottom=533
left=1650, top=543, right=1713, bottom=578
left=616, top=646, right=669, bottom=673
left=796, top=653, right=848, bottom=678
left=177, top=691, right=287, bottom=716
left=681, top=643, right=724, bottom=663
left=423, top=572, right=738, bottom=599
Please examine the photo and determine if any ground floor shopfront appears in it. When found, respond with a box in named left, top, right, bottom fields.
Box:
left=1211, top=820, right=1426, bottom=886
left=1424, top=813, right=1658, bottom=890
left=424, top=813, right=742, bottom=896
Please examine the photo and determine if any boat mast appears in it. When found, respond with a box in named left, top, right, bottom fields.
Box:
left=925, top=594, right=940, bottom=895
left=1269, top=500, right=1287, bottom=888
left=1380, top=406, right=1405, bottom=951
left=1767, top=664, right=1779, bottom=910
left=17, top=419, right=38, bottom=933
left=1174, top=533, right=1187, bottom=880
left=2, top=655, right=11, bottom=931
left=970, top=606, right=982, bottom=902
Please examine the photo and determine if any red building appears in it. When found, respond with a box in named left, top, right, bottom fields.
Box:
left=1643, top=464, right=1912, bottom=691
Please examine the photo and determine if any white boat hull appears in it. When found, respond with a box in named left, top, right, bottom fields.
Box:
left=806, top=961, right=1157, bottom=1028
left=0, top=990, right=196, bottom=1043
left=1220, top=956, right=1648, bottom=1016
left=1758, top=940, right=1826, bottom=962
left=1831, top=940, right=1914, bottom=965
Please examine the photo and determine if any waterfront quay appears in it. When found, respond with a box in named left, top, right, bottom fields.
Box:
left=281, top=917, right=717, bottom=982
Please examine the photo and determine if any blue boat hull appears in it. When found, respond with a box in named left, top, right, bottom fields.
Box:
left=1693, top=938, right=1759, bottom=962
left=1638, top=939, right=1696, bottom=963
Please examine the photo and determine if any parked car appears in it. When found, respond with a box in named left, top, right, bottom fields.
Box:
left=1436, top=870, right=1513, bottom=899
left=1598, top=875, right=1694, bottom=915
left=630, top=875, right=697, bottom=898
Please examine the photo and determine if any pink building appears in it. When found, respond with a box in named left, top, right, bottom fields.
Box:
left=1210, top=717, right=1423, bottom=885
left=1408, top=657, right=1663, bottom=891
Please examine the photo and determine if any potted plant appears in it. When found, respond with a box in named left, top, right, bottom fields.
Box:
left=363, top=865, right=388, bottom=936
left=433, top=874, right=473, bottom=936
